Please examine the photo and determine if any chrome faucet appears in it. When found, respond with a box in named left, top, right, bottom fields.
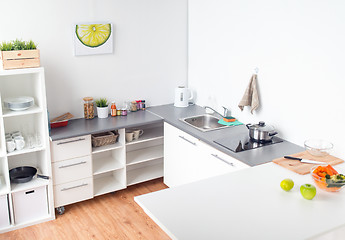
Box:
left=204, top=106, right=231, bottom=118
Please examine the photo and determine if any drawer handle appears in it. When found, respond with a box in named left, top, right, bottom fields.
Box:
left=57, top=138, right=86, bottom=145
left=179, top=135, right=196, bottom=146
left=211, top=154, right=234, bottom=166
left=59, top=161, right=87, bottom=169
left=61, top=183, right=88, bottom=191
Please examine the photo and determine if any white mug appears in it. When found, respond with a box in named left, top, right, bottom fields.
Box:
left=6, top=139, right=16, bottom=153
left=132, top=129, right=144, bottom=140
left=125, top=132, right=134, bottom=142
left=14, top=136, right=25, bottom=150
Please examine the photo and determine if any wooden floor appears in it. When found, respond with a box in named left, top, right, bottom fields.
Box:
left=1, top=178, right=170, bottom=240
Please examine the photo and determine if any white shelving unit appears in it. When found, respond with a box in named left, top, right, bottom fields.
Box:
left=0, top=68, right=54, bottom=233
left=50, top=121, right=164, bottom=215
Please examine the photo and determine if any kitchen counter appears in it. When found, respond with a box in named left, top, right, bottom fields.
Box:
left=135, top=162, right=345, bottom=240
left=50, top=110, right=163, bottom=141
left=148, top=104, right=304, bottom=166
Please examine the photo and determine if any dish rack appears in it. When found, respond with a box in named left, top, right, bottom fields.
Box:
left=92, top=131, right=119, bottom=147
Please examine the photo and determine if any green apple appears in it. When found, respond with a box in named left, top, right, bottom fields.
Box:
left=280, top=178, right=294, bottom=191
left=300, top=184, right=316, bottom=200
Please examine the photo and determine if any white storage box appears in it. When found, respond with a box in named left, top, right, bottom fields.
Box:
left=12, top=186, right=49, bottom=224
left=0, top=195, right=10, bottom=228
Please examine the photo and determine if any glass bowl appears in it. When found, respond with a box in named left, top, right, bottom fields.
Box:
left=304, top=139, right=333, bottom=157
left=311, top=165, right=345, bottom=192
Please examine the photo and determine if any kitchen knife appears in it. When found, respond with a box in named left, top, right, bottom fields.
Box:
left=284, top=156, right=327, bottom=165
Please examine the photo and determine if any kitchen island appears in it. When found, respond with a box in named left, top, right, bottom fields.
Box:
left=135, top=162, right=345, bottom=240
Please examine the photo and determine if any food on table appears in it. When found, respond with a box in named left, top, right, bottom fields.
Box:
left=280, top=178, right=294, bottom=191
left=311, top=165, right=345, bottom=192
left=300, top=184, right=317, bottom=200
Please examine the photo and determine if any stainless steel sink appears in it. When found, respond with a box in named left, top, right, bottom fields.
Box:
left=180, top=114, right=230, bottom=132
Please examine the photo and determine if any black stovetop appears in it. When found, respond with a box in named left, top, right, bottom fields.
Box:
left=214, top=134, right=284, bottom=153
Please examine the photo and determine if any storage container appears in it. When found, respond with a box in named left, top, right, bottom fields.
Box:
left=12, top=186, right=49, bottom=224
left=83, top=97, right=94, bottom=119
left=51, top=135, right=91, bottom=162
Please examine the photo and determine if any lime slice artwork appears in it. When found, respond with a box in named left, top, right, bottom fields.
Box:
left=74, top=22, right=113, bottom=56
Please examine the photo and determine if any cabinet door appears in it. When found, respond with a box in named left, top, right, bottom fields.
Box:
left=164, top=123, right=202, bottom=187
left=198, top=140, right=250, bottom=178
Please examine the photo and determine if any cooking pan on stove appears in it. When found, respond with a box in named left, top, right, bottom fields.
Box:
left=9, top=166, right=49, bottom=183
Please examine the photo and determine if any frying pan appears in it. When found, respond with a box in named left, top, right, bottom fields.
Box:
left=9, top=166, right=49, bottom=183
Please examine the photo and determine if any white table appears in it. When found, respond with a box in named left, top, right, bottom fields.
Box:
left=135, top=163, right=345, bottom=240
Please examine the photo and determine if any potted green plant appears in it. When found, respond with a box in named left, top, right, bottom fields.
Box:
left=95, top=98, right=109, bottom=118
left=0, top=39, right=40, bottom=70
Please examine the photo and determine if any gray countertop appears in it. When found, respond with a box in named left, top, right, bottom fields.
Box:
left=50, top=103, right=304, bottom=166
left=50, top=110, right=163, bottom=141
left=148, top=104, right=304, bottom=166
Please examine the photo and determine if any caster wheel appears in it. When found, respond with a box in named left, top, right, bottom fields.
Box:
left=56, top=206, right=65, bottom=215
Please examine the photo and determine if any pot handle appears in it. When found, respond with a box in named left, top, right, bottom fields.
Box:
left=269, top=132, right=278, bottom=137
left=37, top=174, right=50, bottom=180
left=246, top=123, right=252, bottom=129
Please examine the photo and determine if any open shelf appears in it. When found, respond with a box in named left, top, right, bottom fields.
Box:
left=6, top=146, right=45, bottom=157
left=126, top=127, right=163, bottom=146
left=127, top=161, right=163, bottom=186
left=10, top=177, right=49, bottom=193
left=92, top=141, right=123, bottom=154
left=93, top=173, right=126, bottom=197
left=126, top=144, right=163, bottom=166
left=93, top=156, right=124, bottom=176
left=2, top=105, right=42, bottom=118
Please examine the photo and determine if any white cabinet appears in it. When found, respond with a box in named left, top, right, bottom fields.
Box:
left=51, top=135, right=93, bottom=209
left=0, top=195, right=10, bottom=229
left=50, top=122, right=164, bottom=213
left=0, top=68, right=54, bottom=233
left=164, top=123, right=249, bottom=187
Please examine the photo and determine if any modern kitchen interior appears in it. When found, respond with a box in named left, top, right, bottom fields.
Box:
left=1, top=0, right=345, bottom=239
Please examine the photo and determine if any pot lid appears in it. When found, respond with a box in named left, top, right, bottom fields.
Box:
left=250, top=121, right=275, bottom=132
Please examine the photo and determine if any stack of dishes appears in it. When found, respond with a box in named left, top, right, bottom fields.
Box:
left=3, top=96, right=34, bottom=111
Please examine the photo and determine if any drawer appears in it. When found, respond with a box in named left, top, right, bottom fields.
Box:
left=54, top=177, right=93, bottom=208
left=51, top=135, right=91, bottom=162
left=52, top=155, right=92, bottom=185
left=12, top=186, right=49, bottom=224
left=0, top=195, right=10, bottom=228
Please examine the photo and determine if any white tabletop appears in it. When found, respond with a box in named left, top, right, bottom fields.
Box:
left=135, top=163, right=345, bottom=240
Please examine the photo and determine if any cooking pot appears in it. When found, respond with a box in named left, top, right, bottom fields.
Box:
left=9, top=166, right=49, bottom=183
left=246, top=121, right=278, bottom=142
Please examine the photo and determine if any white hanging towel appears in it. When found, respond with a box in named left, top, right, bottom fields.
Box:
left=238, top=74, right=259, bottom=114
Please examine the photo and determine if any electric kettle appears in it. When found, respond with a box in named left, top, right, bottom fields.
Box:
left=174, top=86, right=193, bottom=108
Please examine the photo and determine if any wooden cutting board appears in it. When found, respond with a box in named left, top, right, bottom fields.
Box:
left=272, top=151, right=344, bottom=175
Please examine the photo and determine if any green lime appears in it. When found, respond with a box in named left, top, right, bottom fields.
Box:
left=76, top=24, right=111, bottom=48
left=280, top=178, right=294, bottom=191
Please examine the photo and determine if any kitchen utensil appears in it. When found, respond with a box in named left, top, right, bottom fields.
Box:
left=304, top=139, right=333, bottom=157
left=9, top=166, right=49, bottom=183
left=284, top=156, right=327, bottom=165
left=50, top=112, right=74, bottom=128
left=272, top=151, right=344, bottom=175
left=246, top=121, right=277, bottom=142
left=3, top=96, right=34, bottom=111
left=174, top=86, right=193, bottom=108
left=14, top=136, right=25, bottom=150
left=132, top=129, right=144, bottom=140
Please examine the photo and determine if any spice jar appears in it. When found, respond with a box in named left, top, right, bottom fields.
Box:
left=111, top=102, right=117, bottom=117
left=130, top=101, right=137, bottom=112
left=83, top=97, right=94, bottom=119
left=141, top=100, right=146, bottom=110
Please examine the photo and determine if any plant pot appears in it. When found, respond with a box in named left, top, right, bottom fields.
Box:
left=97, top=106, right=109, bottom=118
left=0, top=49, right=40, bottom=70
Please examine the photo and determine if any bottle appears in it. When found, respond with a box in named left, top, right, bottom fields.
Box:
left=111, top=102, right=117, bottom=117
left=130, top=101, right=137, bottom=112
left=83, top=97, right=94, bottom=119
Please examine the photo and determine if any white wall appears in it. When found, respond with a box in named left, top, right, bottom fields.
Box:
left=188, top=0, right=345, bottom=159
left=0, top=0, right=188, bottom=118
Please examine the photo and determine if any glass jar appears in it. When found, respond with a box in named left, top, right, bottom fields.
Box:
left=111, top=102, right=117, bottom=117
left=130, top=101, right=137, bottom=112
left=83, top=97, right=94, bottom=119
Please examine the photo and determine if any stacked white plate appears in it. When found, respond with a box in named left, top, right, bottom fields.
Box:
left=3, top=96, right=34, bottom=111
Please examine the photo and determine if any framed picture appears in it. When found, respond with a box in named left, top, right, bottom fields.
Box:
left=74, top=22, right=113, bottom=56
